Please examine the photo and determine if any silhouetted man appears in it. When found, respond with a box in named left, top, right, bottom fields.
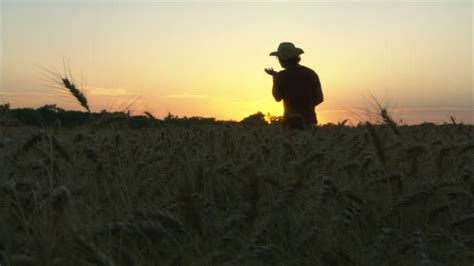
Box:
left=265, top=42, right=323, bottom=129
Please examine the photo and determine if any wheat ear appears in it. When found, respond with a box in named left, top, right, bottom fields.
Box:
left=61, top=77, right=90, bottom=112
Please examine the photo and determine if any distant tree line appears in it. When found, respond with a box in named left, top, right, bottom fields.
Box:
left=0, top=104, right=277, bottom=128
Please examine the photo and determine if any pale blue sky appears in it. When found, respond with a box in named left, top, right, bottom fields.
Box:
left=1, top=0, right=472, bottom=124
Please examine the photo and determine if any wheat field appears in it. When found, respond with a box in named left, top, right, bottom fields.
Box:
left=0, top=120, right=473, bottom=265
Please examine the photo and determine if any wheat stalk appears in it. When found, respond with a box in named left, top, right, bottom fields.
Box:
left=72, top=230, right=115, bottom=266
left=380, top=108, right=400, bottom=136
left=366, top=122, right=386, bottom=165
left=40, top=63, right=91, bottom=112
left=61, top=77, right=91, bottom=112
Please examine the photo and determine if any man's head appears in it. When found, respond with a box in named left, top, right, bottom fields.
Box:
left=278, top=56, right=301, bottom=69
left=270, top=42, right=304, bottom=69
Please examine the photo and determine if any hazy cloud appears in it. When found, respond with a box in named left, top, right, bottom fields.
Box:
left=165, top=94, right=208, bottom=99
left=88, top=87, right=129, bottom=96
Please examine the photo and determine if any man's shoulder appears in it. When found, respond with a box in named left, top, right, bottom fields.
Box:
left=277, top=65, right=318, bottom=78
left=275, top=69, right=289, bottom=79
left=278, top=65, right=312, bottom=73
left=299, top=65, right=317, bottom=75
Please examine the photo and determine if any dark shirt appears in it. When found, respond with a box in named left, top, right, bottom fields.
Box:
left=273, top=65, right=323, bottom=126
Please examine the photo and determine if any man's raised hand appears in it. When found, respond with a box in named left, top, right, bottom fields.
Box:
left=264, top=68, right=278, bottom=77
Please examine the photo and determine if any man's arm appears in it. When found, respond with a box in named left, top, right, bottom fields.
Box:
left=313, top=73, right=323, bottom=106
left=272, top=75, right=283, bottom=102
left=265, top=68, right=284, bottom=102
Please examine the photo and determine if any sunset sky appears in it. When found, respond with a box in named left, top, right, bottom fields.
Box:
left=1, top=0, right=472, bottom=124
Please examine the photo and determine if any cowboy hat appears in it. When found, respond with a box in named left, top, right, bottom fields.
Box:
left=269, top=42, right=304, bottom=60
